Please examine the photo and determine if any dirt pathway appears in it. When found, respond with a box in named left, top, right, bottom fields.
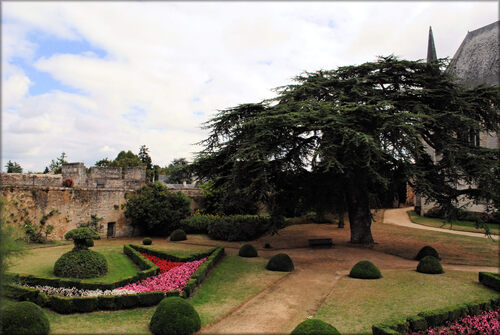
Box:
left=383, top=207, right=498, bottom=241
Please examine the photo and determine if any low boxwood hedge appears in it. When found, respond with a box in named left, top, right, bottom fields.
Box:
left=290, top=319, right=340, bottom=335
left=479, top=272, right=500, bottom=292
left=207, top=215, right=271, bottom=241
left=239, top=244, right=258, bottom=257
left=170, top=229, right=187, bottom=241
left=266, top=254, right=294, bottom=272
left=349, top=261, right=382, bottom=279
left=416, top=256, right=443, bottom=274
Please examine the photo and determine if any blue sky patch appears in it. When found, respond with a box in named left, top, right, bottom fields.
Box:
left=122, top=106, right=147, bottom=126
left=193, top=110, right=204, bottom=116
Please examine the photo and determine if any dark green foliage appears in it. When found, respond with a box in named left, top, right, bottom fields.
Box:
left=418, top=310, right=448, bottom=328
left=143, top=237, right=153, bottom=245
left=4, top=283, right=39, bottom=302
left=194, top=56, right=500, bottom=244
left=125, top=182, right=191, bottom=235
left=207, top=215, right=271, bottom=241
left=72, top=296, right=99, bottom=313
left=264, top=243, right=272, bottom=248
left=479, top=272, right=500, bottom=292
left=5, top=160, right=22, bottom=173
left=64, top=227, right=100, bottom=250
left=163, top=158, right=193, bottom=184
left=416, top=256, right=443, bottom=274
left=53, top=250, right=108, bottom=278
left=35, top=292, right=50, bottom=307
left=415, top=246, right=440, bottom=260
left=149, top=297, right=201, bottom=335
left=372, top=324, right=400, bottom=335
left=407, top=315, right=428, bottom=332
left=49, top=295, right=76, bottom=314
left=0, top=301, right=50, bottom=335
left=182, top=279, right=197, bottom=298
left=170, top=229, right=187, bottom=241
left=349, top=260, right=382, bottom=279
left=290, top=319, right=340, bottom=335
left=138, top=291, right=165, bottom=307
left=180, top=214, right=218, bottom=234
left=239, top=244, right=258, bottom=257
left=266, top=253, right=294, bottom=272
left=115, top=294, right=140, bottom=309
left=97, top=295, right=117, bottom=310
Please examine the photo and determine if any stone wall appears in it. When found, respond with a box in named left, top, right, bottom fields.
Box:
left=1, top=173, right=62, bottom=188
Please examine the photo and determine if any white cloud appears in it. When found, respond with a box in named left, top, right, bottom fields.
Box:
left=1, top=1, right=499, bottom=171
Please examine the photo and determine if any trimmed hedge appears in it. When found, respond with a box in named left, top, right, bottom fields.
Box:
left=207, top=215, right=271, bottom=241
left=170, top=229, right=187, bottom=241
left=180, top=214, right=218, bottom=234
left=143, top=237, right=152, bottom=245
left=266, top=253, right=294, bottom=272
left=0, top=301, right=50, bottom=335
left=415, top=246, right=440, bottom=261
left=416, top=256, right=443, bottom=274
left=239, top=244, right=258, bottom=257
left=349, top=261, right=382, bottom=279
left=54, top=249, right=108, bottom=278
left=371, top=296, right=500, bottom=335
left=150, top=297, right=201, bottom=335
left=479, top=272, right=500, bottom=292
left=290, top=319, right=340, bottom=335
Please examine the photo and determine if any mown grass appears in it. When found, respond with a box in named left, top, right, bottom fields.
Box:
left=408, top=210, right=499, bottom=235
left=315, top=270, right=500, bottom=334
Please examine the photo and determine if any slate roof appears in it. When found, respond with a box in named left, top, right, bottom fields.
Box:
left=447, top=21, right=499, bottom=88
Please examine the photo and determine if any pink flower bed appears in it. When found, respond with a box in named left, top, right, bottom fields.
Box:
left=118, top=258, right=206, bottom=293
left=408, top=307, right=500, bottom=335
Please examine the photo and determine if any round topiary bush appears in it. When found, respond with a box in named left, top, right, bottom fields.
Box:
left=54, top=249, right=108, bottom=278
left=64, top=227, right=101, bottom=251
left=349, top=260, right=382, bottom=279
left=266, top=253, right=294, bottom=272
left=415, top=246, right=440, bottom=260
left=239, top=244, right=258, bottom=257
left=416, top=256, right=444, bottom=274
left=143, top=237, right=152, bottom=245
left=1, top=301, right=50, bottom=335
left=149, top=297, right=201, bottom=335
left=290, top=319, right=340, bottom=335
left=170, top=229, right=187, bottom=241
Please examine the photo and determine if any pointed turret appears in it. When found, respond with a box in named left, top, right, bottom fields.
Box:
left=427, top=26, right=437, bottom=62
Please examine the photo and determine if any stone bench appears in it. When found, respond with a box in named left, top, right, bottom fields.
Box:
left=308, top=238, right=334, bottom=248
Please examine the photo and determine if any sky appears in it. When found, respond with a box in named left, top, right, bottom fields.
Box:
left=1, top=1, right=498, bottom=173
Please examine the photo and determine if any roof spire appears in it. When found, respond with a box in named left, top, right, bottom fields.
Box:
left=427, top=26, right=437, bottom=62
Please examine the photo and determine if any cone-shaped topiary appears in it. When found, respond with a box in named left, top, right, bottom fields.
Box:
left=266, top=253, right=294, bottom=272
left=290, top=319, right=341, bottom=335
left=149, top=296, right=201, bottom=335
left=1, top=301, right=50, bottom=335
left=54, top=249, right=108, bottom=278
left=349, top=261, right=382, bottom=279
left=170, top=229, right=187, bottom=241
left=415, top=246, right=440, bottom=260
left=143, top=237, right=152, bottom=245
left=239, top=244, right=258, bottom=257
left=417, top=256, right=444, bottom=274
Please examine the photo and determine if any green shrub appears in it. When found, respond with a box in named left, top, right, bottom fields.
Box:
left=207, top=215, right=271, bottom=241
left=239, top=244, right=258, bottom=257
left=417, top=256, right=443, bottom=274
left=149, top=297, right=201, bottom=335
left=115, top=294, right=140, bottom=309
left=48, top=295, right=76, bottom=314
left=290, top=319, right=340, bottom=335
left=170, top=229, right=187, bottom=241
left=372, top=324, right=399, bottom=335
left=143, top=237, right=152, bottom=245
left=415, top=246, right=440, bottom=260
left=72, top=296, right=99, bottom=313
left=266, top=253, right=294, bottom=272
left=1, top=301, right=50, bottom=335
left=349, top=261, right=382, bottom=279
left=407, top=315, right=427, bottom=332
left=479, top=272, right=500, bottom=292
left=98, top=295, right=118, bottom=310
left=180, top=214, right=218, bottom=234
left=35, top=292, right=50, bottom=307
left=64, top=227, right=100, bottom=251
left=53, top=249, right=108, bottom=278
left=138, top=291, right=165, bottom=307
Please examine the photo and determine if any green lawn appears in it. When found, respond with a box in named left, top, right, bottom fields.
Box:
left=408, top=211, right=499, bottom=235
left=314, top=270, right=500, bottom=334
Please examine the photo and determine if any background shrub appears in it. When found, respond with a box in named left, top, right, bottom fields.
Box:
left=415, top=246, right=440, bottom=261
left=239, top=244, right=258, bottom=257
left=417, top=256, right=444, bottom=274
left=207, top=215, right=271, bottom=241
left=143, top=237, right=152, bottom=245
left=290, top=319, right=340, bottom=335
left=170, top=229, right=187, bottom=241
left=180, top=214, right=218, bottom=234
left=149, top=297, right=201, bottom=335
left=266, top=253, right=294, bottom=272
left=349, top=261, right=382, bottom=279
left=62, top=178, right=74, bottom=187
left=125, top=182, right=191, bottom=236
left=53, top=250, right=108, bottom=278
left=1, top=301, right=50, bottom=335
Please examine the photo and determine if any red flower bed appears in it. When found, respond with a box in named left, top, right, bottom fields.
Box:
left=141, top=253, right=184, bottom=273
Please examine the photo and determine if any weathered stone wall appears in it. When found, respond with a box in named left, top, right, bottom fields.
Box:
left=1, top=173, right=62, bottom=188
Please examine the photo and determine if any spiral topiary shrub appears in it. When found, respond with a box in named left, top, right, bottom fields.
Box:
left=143, top=237, right=152, bottom=245
left=349, top=260, right=382, bottom=279
left=170, top=229, right=187, bottom=241
left=149, top=297, right=201, bottom=335
left=1, top=301, right=50, bottom=335
left=54, top=249, right=108, bottom=278
left=239, top=244, right=258, bottom=257
left=266, top=253, right=294, bottom=272
left=415, top=246, right=440, bottom=261
left=417, top=256, right=444, bottom=274
left=290, top=319, right=340, bottom=335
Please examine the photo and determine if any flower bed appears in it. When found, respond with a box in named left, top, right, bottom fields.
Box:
left=24, top=285, right=135, bottom=297
left=140, top=253, right=184, bottom=274
left=407, top=307, right=500, bottom=335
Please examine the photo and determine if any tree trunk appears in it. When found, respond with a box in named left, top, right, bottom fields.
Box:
left=346, top=183, right=374, bottom=244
